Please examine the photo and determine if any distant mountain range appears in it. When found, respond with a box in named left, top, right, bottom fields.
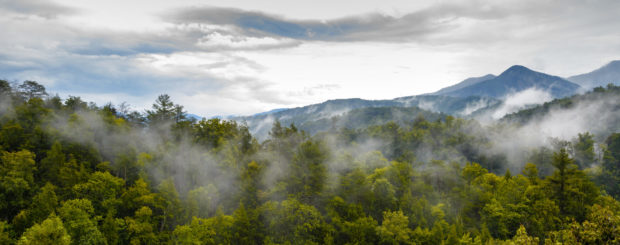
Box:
left=230, top=60, right=620, bottom=139
left=232, top=96, right=497, bottom=139
left=568, top=60, right=620, bottom=90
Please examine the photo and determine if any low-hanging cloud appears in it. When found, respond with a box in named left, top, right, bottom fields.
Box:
left=483, top=90, right=620, bottom=170
left=491, top=88, right=553, bottom=119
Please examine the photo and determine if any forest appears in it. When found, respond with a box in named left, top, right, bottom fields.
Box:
left=0, top=79, right=619, bottom=244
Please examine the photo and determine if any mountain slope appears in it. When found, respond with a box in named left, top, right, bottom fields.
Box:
left=433, top=74, right=496, bottom=95
left=441, top=65, right=580, bottom=98
left=297, top=106, right=446, bottom=136
left=233, top=96, right=499, bottom=139
left=501, top=84, right=620, bottom=139
left=233, top=98, right=401, bottom=138
left=568, top=60, right=620, bottom=89
left=233, top=65, right=586, bottom=139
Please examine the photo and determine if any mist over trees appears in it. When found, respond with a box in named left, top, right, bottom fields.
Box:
left=0, top=80, right=619, bottom=244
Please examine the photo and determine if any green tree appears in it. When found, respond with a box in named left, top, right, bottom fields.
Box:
left=17, top=81, right=47, bottom=100
left=337, top=167, right=373, bottom=212
left=240, top=161, right=264, bottom=209
left=0, top=150, right=36, bottom=219
left=172, top=217, right=218, bottom=244
left=376, top=210, right=412, bottom=245
left=146, top=94, right=175, bottom=123
left=73, top=171, right=125, bottom=214
left=38, top=142, right=65, bottom=185
left=18, top=215, right=71, bottom=245
left=184, top=184, right=218, bottom=221
left=0, top=80, right=11, bottom=96
left=0, top=122, right=26, bottom=152
left=171, top=224, right=201, bottom=245
left=100, top=211, right=122, bottom=245
left=522, top=163, right=539, bottom=184
left=341, top=216, right=379, bottom=245
left=146, top=94, right=186, bottom=125
left=173, top=104, right=187, bottom=123
left=231, top=203, right=262, bottom=244
left=120, top=177, right=158, bottom=217
left=371, top=178, right=397, bottom=220
left=509, top=225, right=538, bottom=245
left=599, top=133, right=620, bottom=198
left=193, top=118, right=239, bottom=149
left=13, top=182, right=59, bottom=234
left=574, top=132, right=595, bottom=168
left=63, top=96, right=88, bottom=112
left=207, top=208, right=234, bottom=244
left=286, top=140, right=328, bottom=204
left=0, top=221, right=12, bottom=245
left=57, top=199, right=105, bottom=245
left=546, top=148, right=598, bottom=220
left=125, top=206, right=158, bottom=245
left=263, top=198, right=330, bottom=244
left=157, top=178, right=182, bottom=231
left=57, top=157, right=89, bottom=193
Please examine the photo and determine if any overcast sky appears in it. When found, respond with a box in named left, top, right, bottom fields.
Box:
left=1, top=0, right=619, bottom=117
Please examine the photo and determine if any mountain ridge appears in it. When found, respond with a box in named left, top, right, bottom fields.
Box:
left=432, top=74, right=496, bottom=95
left=439, top=65, right=580, bottom=98
left=229, top=62, right=620, bottom=139
left=568, top=60, right=620, bottom=89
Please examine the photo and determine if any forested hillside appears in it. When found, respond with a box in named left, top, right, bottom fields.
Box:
left=500, top=84, right=620, bottom=145
left=235, top=95, right=499, bottom=139
left=1, top=79, right=620, bottom=244
left=502, top=84, right=620, bottom=125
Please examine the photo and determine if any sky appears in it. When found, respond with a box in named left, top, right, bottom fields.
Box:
left=1, top=0, right=620, bottom=117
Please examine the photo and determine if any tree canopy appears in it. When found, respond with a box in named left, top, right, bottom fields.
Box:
left=0, top=81, right=619, bottom=244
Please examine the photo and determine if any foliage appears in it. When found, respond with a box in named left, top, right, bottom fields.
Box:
left=0, top=81, right=618, bottom=244
left=18, top=215, right=71, bottom=245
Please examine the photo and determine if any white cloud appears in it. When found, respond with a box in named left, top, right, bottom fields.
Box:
left=196, top=32, right=298, bottom=50
left=492, top=88, right=553, bottom=119
left=1, top=0, right=620, bottom=117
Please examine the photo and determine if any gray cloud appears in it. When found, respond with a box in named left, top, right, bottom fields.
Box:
left=164, top=2, right=526, bottom=42
left=0, top=0, right=77, bottom=18
left=165, top=0, right=620, bottom=44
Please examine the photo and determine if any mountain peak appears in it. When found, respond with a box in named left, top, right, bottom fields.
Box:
left=439, top=65, right=579, bottom=99
left=502, top=65, right=533, bottom=74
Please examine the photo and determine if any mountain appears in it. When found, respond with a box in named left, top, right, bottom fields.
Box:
left=251, top=108, right=288, bottom=116
left=568, top=60, right=620, bottom=89
left=440, top=65, right=581, bottom=98
left=233, top=96, right=500, bottom=139
left=394, top=94, right=501, bottom=116
left=433, top=74, right=496, bottom=95
left=293, top=106, right=446, bottom=136
left=233, top=65, right=586, bottom=139
left=233, top=98, right=401, bottom=139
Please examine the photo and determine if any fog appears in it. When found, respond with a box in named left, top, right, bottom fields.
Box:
left=2, top=84, right=618, bottom=218
left=491, top=88, right=553, bottom=119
